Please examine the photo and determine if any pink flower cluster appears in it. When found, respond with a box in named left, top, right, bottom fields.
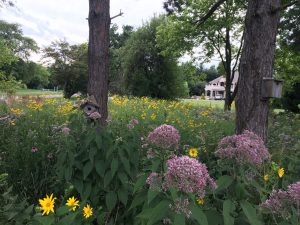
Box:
left=164, top=156, right=216, bottom=198
left=147, top=124, right=180, bottom=149
left=169, top=198, right=192, bottom=218
left=261, top=181, right=300, bottom=217
left=127, top=119, right=139, bottom=129
left=215, top=130, right=270, bottom=166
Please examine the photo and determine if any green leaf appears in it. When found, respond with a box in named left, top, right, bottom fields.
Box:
left=240, top=201, right=263, bottom=225
left=95, top=134, right=102, bottom=149
left=89, top=146, right=97, bottom=163
left=73, top=179, right=83, bottom=194
left=56, top=206, right=70, bottom=216
left=129, top=190, right=147, bottom=210
left=106, top=192, right=117, bottom=212
left=146, top=200, right=170, bottom=225
left=174, top=214, right=185, bottom=225
left=206, top=209, right=223, bottom=225
left=64, top=167, right=72, bottom=181
left=104, top=171, right=113, bottom=188
left=117, top=172, right=128, bottom=185
left=133, top=174, right=147, bottom=193
left=120, top=155, right=131, bottom=175
left=118, top=188, right=128, bottom=206
left=111, top=158, right=119, bottom=177
left=34, top=214, right=55, bottom=225
left=56, top=212, right=77, bottom=225
left=147, top=189, right=159, bottom=205
left=190, top=204, right=208, bottom=225
left=83, top=161, right=93, bottom=180
left=82, top=182, right=92, bottom=200
left=95, top=159, right=106, bottom=177
left=214, top=175, right=234, bottom=194
left=223, top=200, right=235, bottom=225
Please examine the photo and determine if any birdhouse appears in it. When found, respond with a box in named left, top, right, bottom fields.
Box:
left=80, top=95, right=100, bottom=116
left=261, top=78, right=283, bottom=98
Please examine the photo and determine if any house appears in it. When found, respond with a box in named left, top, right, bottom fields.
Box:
left=204, top=72, right=239, bottom=100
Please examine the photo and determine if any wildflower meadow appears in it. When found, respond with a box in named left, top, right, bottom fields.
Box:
left=0, top=95, right=299, bottom=225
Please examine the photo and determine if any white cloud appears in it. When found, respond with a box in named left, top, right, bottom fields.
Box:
left=0, top=0, right=165, bottom=48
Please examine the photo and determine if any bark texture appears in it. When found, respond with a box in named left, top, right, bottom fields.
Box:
left=236, top=0, right=281, bottom=142
left=88, top=0, right=110, bottom=125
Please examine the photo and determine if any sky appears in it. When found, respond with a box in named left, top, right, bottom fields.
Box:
left=0, top=0, right=165, bottom=47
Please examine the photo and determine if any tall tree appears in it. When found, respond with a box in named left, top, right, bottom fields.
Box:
left=236, top=0, right=298, bottom=141
left=121, top=16, right=189, bottom=99
left=160, top=0, right=246, bottom=110
left=88, top=0, right=110, bottom=125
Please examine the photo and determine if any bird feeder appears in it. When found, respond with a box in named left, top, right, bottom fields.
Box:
left=80, top=95, right=100, bottom=117
left=261, top=78, right=283, bottom=99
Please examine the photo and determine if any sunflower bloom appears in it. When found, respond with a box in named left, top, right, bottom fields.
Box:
left=83, top=204, right=93, bottom=219
left=189, top=148, right=198, bottom=157
left=66, top=196, right=79, bottom=211
left=278, top=168, right=284, bottom=178
left=39, top=194, right=56, bottom=215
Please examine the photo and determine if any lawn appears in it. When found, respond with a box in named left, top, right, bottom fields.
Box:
left=0, top=89, right=63, bottom=96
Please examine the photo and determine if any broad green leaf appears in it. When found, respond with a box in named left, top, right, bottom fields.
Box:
left=120, top=156, right=131, bottom=175
left=147, top=189, right=159, bottom=205
left=34, top=214, right=55, bottom=225
left=82, top=182, right=92, bottom=200
left=174, top=214, right=185, bottom=225
left=56, top=206, right=70, bottom=216
left=129, top=190, right=147, bottom=210
left=118, top=188, right=128, bottom=206
left=133, top=174, right=148, bottom=193
left=73, top=179, right=83, bottom=194
left=240, top=201, right=263, bottom=225
left=95, top=159, right=105, bottom=177
left=111, top=158, right=119, bottom=177
left=104, top=171, right=113, bottom=188
left=83, top=161, right=93, bottom=180
left=117, top=171, right=128, bottom=185
left=64, top=167, right=72, bottom=181
left=106, top=192, right=117, bottom=212
left=223, top=200, right=235, bottom=225
left=56, top=213, right=77, bottom=225
left=190, top=204, right=208, bottom=225
left=214, top=175, right=234, bottom=193
left=147, top=200, right=170, bottom=225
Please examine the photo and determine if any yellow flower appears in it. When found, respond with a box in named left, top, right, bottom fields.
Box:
left=9, top=120, right=16, bottom=126
left=278, top=168, right=284, bottom=178
left=66, top=196, right=79, bottom=211
left=83, top=204, right=93, bottom=219
left=263, top=174, right=269, bottom=182
left=189, top=148, right=198, bottom=157
left=150, top=113, right=157, bottom=120
left=10, top=108, right=23, bottom=116
left=196, top=198, right=205, bottom=205
left=39, top=194, right=56, bottom=215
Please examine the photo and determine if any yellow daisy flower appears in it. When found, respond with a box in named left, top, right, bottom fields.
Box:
left=66, top=196, right=79, bottom=211
left=39, top=194, right=56, bottom=215
left=263, top=174, right=269, bottom=182
left=196, top=198, right=205, bottom=205
left=83, top=204, right=93, bottom=219
left=278, top=168, right=284, bottom=178
left=189, top=148, right=198, bottom=157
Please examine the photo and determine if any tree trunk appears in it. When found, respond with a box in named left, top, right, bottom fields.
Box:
left=236, top=0, right=280, bottom=142
left=88, top=0, right=110, bottom=126
left=224, top=26, right=232, bottom=111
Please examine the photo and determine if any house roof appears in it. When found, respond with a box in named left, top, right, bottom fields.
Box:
left=208, top=71, right=239, bottom=85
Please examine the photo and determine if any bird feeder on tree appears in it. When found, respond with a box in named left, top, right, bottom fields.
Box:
left=261, top=77, right=283, bottom=99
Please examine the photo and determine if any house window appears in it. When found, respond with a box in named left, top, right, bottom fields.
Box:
left=220, top=82, right=224, bottom=86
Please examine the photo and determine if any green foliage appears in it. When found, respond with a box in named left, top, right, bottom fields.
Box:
left=0, top=20, right=38, bottom=60
left=121, top=16, right=189, bottom=99
left=43, top=41, right=88, bottom=98
left=0, top=99, right=75, bottom=203
left=0, top=96, right=299, bottom=224
left=109, top=24, right=134, bottom=95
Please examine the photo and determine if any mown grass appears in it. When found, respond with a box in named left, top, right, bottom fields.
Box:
left=0, top=89, right=62, bottom=96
